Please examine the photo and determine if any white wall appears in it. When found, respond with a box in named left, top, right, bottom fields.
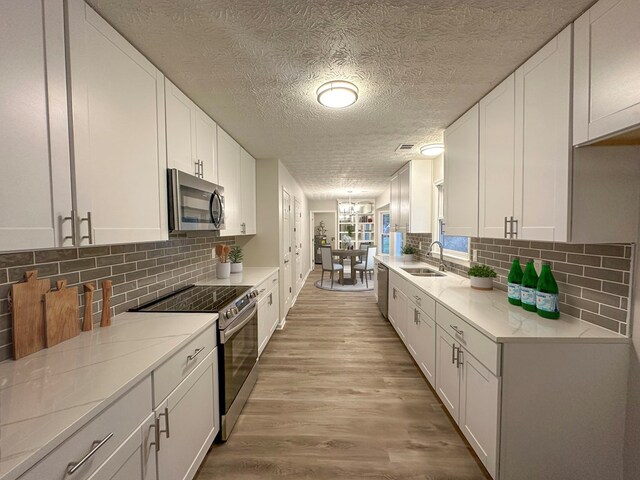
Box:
left=308, top=199, right=337, bottom=211
left=314, top=212, right=336, bottom=246
left=432, top=153, right=444, bottom=182
left=376, top=186, right=390, bottom=210
left=624, top=210, right=640, bottom=479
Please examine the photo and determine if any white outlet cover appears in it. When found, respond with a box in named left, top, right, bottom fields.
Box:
left=473, top=249, right=478, bottom=262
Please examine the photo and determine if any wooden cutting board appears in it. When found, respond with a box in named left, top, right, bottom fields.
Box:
left=44, top=280, right=80, bottom=348
left=10, top=270, right=50, bottom=359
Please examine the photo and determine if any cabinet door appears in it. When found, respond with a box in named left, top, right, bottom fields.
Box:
left=479, top=74, right=516, bottom=239
left=258, top=294, right=269, bottom=355
left=398, top=166, right=410, bottom=231
left=0, top=0, right=73, bottom=251
left=444, top=105, right=479, bottom=237
left=514, top=26, right=571, bottom=242
left=414, top=308, right=437, bottom=387
left=459, top=349, right=500, bottom=479
left=268, top=288, right=280, bottom=335
left=217, top=127, right=242, bottom=236
left=87, top=413, right=157, bottom=480
left=165, top=79, right=197, bottom=177
left=395, top=287, right=408, bottom=344
left=574, top=0, right=640, bottom=144
left=435, top=326, right=461, bottom=422
left=67, top=1, right=168, bottom=245
left=156, top=351, right=216, bottom=480
left=195, top=108, right=217, bottom=183
left=240, top=148, right=257, bottom=234
left=390, top=174, right=400, bottom=231
left=408, top=160, right=432, bottom=234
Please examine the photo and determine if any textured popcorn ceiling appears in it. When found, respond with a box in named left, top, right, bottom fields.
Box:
left=87, top=0, right=593, bottom=199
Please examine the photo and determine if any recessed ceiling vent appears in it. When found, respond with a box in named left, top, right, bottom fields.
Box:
left=395, top=143, right=415, bottom=152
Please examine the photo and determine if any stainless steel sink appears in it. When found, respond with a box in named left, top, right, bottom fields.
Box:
left=400, top=267, right=446, bottom=277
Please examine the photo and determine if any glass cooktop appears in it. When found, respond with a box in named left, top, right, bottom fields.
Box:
left=131, top=285, right=251, bottom=313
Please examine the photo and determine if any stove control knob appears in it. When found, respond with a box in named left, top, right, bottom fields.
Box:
left=250, top=290, right=258, bottom=298
left=231, top=307, right=239, bottom=315
left=224, top=310, right=232, bottom=319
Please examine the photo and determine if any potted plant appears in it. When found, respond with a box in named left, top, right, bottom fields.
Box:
left=215, top=244, right=231, bottom=279
left=401, top=245, right=417, bottom=261
left=468, top=264, right=497, bottom=290
left=229, top=245, right=244, bottom=273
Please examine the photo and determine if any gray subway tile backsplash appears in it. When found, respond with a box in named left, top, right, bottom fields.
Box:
left=405, top=233, right=634, bottom=336
left=0, top=231, right=235, bottom=363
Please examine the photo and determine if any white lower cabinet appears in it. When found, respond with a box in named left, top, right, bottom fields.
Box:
left=156, top=350, right=218, bottom=480
left=258, top=282, right=280, bottom=356
left=406, top=301, right=436, bottom=387
left=435, top=326, right=462, bottom=421
left=87, top=413, right=157, bottom=480
left=388, top=274, right=408, bottom=343
left=459, top=346, right=500, bottom=478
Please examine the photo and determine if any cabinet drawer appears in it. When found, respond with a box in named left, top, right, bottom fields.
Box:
left=256, top=271, right=279, bottom=300
left=153, top=326, right=216, bottom=407
left=436, top=304, right=501, bottom=375
left=406, top=283, right=436, bottom=319
left=20, top=377, right=152, bottom=480
left=389, top=271, right=410, bottom=294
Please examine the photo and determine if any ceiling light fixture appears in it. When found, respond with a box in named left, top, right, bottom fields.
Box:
left=420, top=143, right=445, bottom=157
left=317, top=81, right=359, bottom=108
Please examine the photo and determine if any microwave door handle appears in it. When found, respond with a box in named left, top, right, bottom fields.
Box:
left=209, top=191, right=221, bottom=227
left=216, top=192, right=224, bottom=227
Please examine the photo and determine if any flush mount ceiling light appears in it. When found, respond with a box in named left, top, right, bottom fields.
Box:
left=316, top=81, right=359, bottom=108
left=420, top=143, right=445, bottom=157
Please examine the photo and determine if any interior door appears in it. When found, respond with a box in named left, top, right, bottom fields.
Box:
left=294, top=197, right=303, bottom=294
left=282, top=188, right=292, bottom=312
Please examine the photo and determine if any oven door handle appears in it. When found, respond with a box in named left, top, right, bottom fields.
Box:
left=221, top=303, right=257, bottom=344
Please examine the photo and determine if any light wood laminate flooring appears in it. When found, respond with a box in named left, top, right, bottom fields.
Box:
left=196, top=267, right=489, bottom=480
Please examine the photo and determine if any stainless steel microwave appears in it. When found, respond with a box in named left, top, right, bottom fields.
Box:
left=168, top=169, right=225, bottom=231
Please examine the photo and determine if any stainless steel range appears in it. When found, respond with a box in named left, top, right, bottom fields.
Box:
left=131, top=284, right=259, bottom=440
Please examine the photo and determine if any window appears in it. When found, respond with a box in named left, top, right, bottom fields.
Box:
left=380, top=212, right=390, bottom=254
left=435, top=183, right=470, bottom=259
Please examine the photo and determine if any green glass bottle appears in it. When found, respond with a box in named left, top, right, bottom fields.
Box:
left=507, top=259, right=523, bottom=306
left=520, top=259, right=538, bottom=312
left=536, top=263, right=560, bottom=319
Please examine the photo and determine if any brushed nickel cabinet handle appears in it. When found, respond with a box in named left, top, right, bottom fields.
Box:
left=159, top=407, right=170, bottom=439
left=66, top=432, right=113, bottom=474
left=450, top=324, right=464, bottom=336
left=187, top=347, right=205, bottom=361
left=80, top=211, right=93, bottom=245
left=456, top=349, right=464, bottom=369
left=451, top=343, right=457, bottom=365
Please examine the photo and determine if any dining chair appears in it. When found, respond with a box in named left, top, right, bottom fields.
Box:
left=320, top=245, right=343, bottom=288
left=354, top=245, right=377, bottom=288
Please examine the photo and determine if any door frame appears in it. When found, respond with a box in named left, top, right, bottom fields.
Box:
left=378, top=210, right=390, bottom=254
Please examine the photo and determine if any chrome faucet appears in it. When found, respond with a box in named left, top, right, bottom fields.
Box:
left=427, top=241, right=446, bottom=271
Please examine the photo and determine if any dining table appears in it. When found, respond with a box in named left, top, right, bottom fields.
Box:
left=332, top=249, right=366, bottom=285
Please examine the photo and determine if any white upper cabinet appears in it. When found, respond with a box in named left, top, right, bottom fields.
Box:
left=389, top=160, right=432, bottom=233
left=514, top=26, right=571, bottom=242
left=479, top=74, right=516, bottom=239
left=165, top=79, right=217, bottom=182
left=0, top=0, right=73, bottom=251
left=573, top=0, right=640, bottom=145
left=66, top=0, right=168, bottom=245
left=240, top=148, right=257, bottom=235
left=444, top=105, right=479, bottom=237
left=217, top=127, right=242, bottom=236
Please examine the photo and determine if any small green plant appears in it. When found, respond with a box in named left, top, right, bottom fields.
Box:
left=401, top=245, right=417, bottom=255
left=346, top=224, right=355, bottom=236
left=229, top=245, right=244, bottom=264
left=468, top=264, right=497, bottom=278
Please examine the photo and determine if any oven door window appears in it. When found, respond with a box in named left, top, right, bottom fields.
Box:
left=223, top=313, right=258, bottom=412
left=179, top=184, right=214, bottom=226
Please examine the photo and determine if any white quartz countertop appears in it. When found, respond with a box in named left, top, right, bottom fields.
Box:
left=197, top=266, right=279, bottom=287
left=0, top=311, right=218, bottom=480
left=376, top=255, right=627, bottom=344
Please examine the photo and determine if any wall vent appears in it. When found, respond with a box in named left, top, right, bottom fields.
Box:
left=395, top=143, right=415, bottom=152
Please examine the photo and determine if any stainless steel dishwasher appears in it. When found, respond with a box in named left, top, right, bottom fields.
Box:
left=377, top=263, right=389, bottom=318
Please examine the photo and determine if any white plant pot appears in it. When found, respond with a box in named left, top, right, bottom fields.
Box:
left=230, top=262, right=243, bottom=273
left=216, top=262, right=231, bottom=279
left=402, top=254, right=414, bottom=262
left=470, top=276, right=494, bottom=290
